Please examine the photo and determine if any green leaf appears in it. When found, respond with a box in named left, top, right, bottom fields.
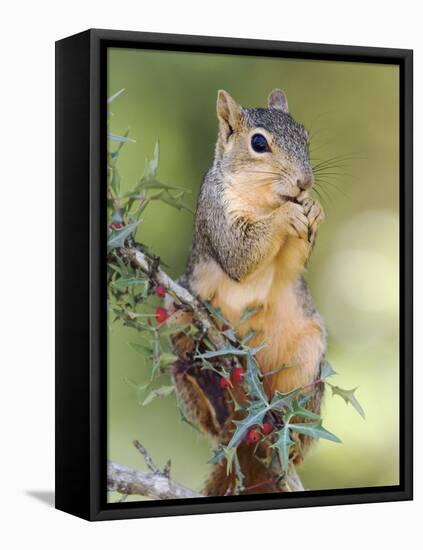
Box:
left=110, top=165, right=121, bottom=194
left=111, top=210, right=124, bottom=224
left=159, top=193, right=193, bottom=213
left=128, top=342, right=152, bottom=355
left=227, top=401, right=267, bottom=449
left=208, top=446, right=226, bottom=465
left=239, top=305, right=263, bottom=323
left=329, top=384, right=365, bottom=419
left=222, top=328, right=237, bottom=342
left=320, top=360, right=337, bottom=380
left=107, top=221, right=140, bottom=252
left=244, top=354, right=268, bottom=404
left=290, top=399, right=322, bottom=420
left=136, top=179, right=188, bottom=192
left=157, top=322, right=194, bottom=337
left=248, top=343, right=267, bottom=356
left=242, top=330, right=257, bottom=345
left=142, top=385, right=175, bottom=406
left=289, top=420, right=342, bottom=443
left=272, top=425, right=294, bottom=472
left=112, top=277, right=146, bottom=288
left=107, top=88, right=125, bottom=104
left=108, top=132, right=136, bottom=143
left=124, top=377, right=150, bottom=405
left=224, top=447, right=237, bottom=475
left=144, top=140, right=160, bottom=179
left=177, top=405, right=201, bottom=433
left=159, top=353, right=178, bottom=366
left=194, top=346, right=250, bottom=360
left=270, top=388, right=302, bottom=411
left=204, top=302, right=231, bottom=325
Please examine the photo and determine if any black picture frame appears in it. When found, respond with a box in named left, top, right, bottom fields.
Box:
left=55, top=28, right=413, bottom=521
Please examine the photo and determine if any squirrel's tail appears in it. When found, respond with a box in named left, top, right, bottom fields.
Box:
left=203, top=442, right=282, bottom=496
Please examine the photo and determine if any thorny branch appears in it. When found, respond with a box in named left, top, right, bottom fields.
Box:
left=107, top=246, right=306, bottom=500
left=107, top=440, right=203, bottom=501
left=122, top=246, right=229, bottom=351
left=107, top=441, right=303, bottom=501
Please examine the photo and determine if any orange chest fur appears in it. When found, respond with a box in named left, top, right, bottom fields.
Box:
left=191, top=243, right=318, bottom=395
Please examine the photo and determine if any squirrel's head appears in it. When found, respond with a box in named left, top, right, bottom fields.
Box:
left=214, top=89, right=313, bottom=212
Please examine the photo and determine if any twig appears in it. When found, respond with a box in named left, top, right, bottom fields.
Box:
left=107, top=461, right=203, bottom=500
left=133, top=439, right=161, bottom=475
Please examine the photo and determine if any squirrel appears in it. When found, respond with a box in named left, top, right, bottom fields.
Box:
left=166, top=89, right=326, bottom=496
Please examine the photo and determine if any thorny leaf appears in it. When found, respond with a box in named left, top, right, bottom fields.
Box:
left=107, top=88, right=125, bottom=104
left=244, top=354, right=268, bottom=404
left=112, top=277, right=147, bottom=288
left=144, top=140, right=160, bottom=179
left=272, top=424, right=294, bottom=472
left=227, top=401, right=268, bottom=450
left=328, top=384, right=365, bottom=419
left=142, top=385, right=175, bottom=406
left=238, top=305, right=263, bottom=324
left=107, top=221, right=140, bottom=252
left=108, top=132, right=136, bottom=144
left=289, top=421, right=342, bottom=443
left=320, top=360, right=337, bottom=380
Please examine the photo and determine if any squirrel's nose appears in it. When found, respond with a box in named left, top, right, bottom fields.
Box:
left=297, top=174, right=314, bottom=190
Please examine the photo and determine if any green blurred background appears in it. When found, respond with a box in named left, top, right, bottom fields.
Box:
left=107, top=47, right=399, bottom=501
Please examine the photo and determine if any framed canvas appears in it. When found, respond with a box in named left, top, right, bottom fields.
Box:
left=55, top=29, right=413, bottom=521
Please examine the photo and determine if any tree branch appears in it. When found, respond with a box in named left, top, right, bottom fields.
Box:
left=107, top=443, right=304, bottom=500
left=107, top=439, right=203, bottom=500
left=107, top=461, right=203, bottom=500
left=123, top=246, right=229, bottom=351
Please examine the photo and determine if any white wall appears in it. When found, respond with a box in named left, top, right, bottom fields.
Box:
left=0, top=1, right=419, bottom=548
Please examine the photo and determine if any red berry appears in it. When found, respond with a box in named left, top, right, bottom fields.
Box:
left=155, top=307, right=168, bottom=324
left=220, top=377, right=231, bottom=389
left=246, top=428, right=261, bottom=444
left=155, top=286, right=166, bottom=298
left=111, top=222, right=123, bottom=230
left=262, top=422, right=273, bottom=435
left=231, top=366, right=244, bottom=384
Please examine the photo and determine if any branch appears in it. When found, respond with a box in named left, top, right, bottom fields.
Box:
left=107, top=461, right=203, bottom=500
left=107, top=440, right=203, bottom=500
left=107, top=460, right=303, bottom=499
left=108, top=461, right=304, bottom=500
left=123, top=246, right=229, bottom=351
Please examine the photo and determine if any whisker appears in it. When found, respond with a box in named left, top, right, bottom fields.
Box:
left=315, top=178, right=349, bottom=199
left=314, top=182, right=334, bottom=205
left=311, top=186, right=328, bottom=208
left=313, top=170, right=355, bottom=178
left=311, top=153, right=365, bottom=170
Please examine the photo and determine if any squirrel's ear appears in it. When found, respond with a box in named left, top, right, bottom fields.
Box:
left=216, top=90, right=241, bottom=139
left=268, top=89, right=289, bottom=113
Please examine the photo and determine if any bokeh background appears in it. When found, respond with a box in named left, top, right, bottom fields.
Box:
left=107, top=47, right=399, bottom=501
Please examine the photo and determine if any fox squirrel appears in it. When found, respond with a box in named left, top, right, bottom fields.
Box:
left=167, top=89, right=326, bottom=496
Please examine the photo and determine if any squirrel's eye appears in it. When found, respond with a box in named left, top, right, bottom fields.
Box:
left=251, top=133, right=270, bottom=153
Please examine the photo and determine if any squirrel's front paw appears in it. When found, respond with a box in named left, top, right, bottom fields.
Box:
left=281, top=202, right=309, bottom=240
left=301, top=198, right=325, bottom=244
